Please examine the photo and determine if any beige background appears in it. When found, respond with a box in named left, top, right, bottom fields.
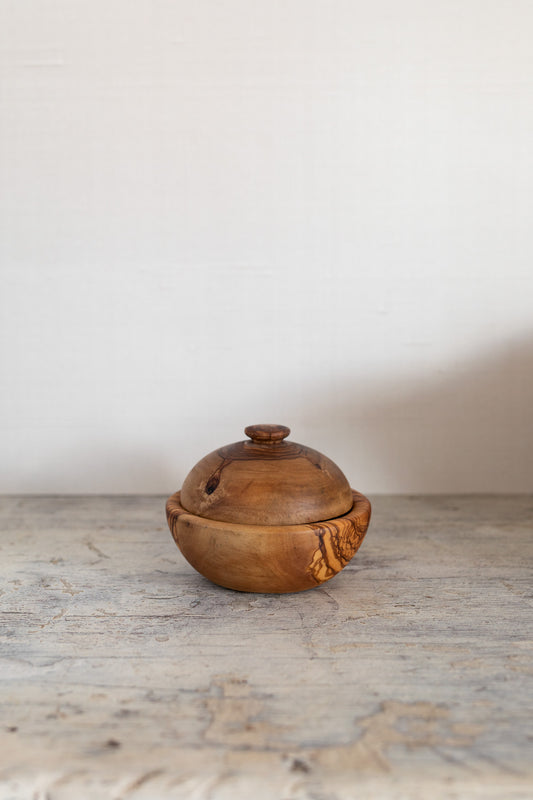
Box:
left=1, top=1, right=532, bottom=493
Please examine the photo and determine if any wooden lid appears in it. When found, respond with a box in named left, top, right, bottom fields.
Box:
left=180, top=424, right=354, bottom=526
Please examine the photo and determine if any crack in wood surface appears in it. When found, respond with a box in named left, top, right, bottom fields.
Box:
left=0, top=495, right=532, bottom=799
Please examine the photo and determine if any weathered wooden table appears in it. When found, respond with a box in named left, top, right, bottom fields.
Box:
left=1, top=495, right=532, bottom=799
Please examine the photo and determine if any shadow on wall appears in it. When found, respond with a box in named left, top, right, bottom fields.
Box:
left=20, top=442, right=177, bottom=496
left=303, top=333, right=533, bottom=494
left=16, top=333, right=533, bottom=494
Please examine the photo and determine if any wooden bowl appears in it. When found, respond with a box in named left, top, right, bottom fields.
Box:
left=165, top=424, right=371, bottom=593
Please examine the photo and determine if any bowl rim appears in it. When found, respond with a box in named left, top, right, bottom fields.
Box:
left=166, top=489, right=371, bottom=535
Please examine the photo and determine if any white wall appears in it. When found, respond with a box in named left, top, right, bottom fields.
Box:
left=1, top=1, right=532, bottom=494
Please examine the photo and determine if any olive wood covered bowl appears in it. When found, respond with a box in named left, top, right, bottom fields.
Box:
left=166, top=424, right=371, bottom=593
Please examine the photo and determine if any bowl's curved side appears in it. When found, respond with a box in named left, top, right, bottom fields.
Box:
left=165, top=491, right=371, bottom=593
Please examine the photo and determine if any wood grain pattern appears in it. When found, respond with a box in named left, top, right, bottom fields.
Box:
left=244, top=423, right=291, bottom=442
left=180, top=425, right=354, bottom=526
left=166, top=490, right=371, bottom=593
left=1, top=495, right=532, bottom=799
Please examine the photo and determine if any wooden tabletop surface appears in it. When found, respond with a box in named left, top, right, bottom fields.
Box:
left=1, top=495, right=532, bottom=799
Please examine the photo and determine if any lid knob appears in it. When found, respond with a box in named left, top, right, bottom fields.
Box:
left=245, top=424, right=290, bottom=444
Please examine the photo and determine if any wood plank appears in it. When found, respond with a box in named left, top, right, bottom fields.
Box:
left=0, top=495, right=532, bottom=799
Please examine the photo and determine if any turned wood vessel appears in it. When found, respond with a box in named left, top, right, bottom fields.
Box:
left=166, top=424, right=371, bottom=593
